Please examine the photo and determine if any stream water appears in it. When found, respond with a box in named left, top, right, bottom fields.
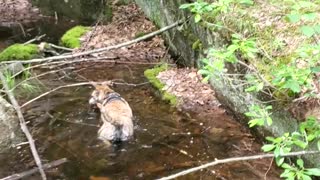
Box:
left=0, top=63, right=281, bottom=179
left=0, top=3, right=282, bottom=179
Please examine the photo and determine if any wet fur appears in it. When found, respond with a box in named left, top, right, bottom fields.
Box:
left=89, top=82, right=133, bottom=142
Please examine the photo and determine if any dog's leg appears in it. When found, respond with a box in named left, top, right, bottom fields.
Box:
left=98, top=121, right=117, bottom=145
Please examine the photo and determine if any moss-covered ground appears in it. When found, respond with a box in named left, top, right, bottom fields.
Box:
left=60, top=26, right=90, bottom=48
left=144, top=64, right=177, bottom=106
left=0, top=44, right=39, bottom=61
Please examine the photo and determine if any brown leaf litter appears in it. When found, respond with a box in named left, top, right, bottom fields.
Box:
left=80, top=3, right=168, bottom=63
left=0, top=0, right=40, bottom=25
left=157, top=68, right=221, bottom=112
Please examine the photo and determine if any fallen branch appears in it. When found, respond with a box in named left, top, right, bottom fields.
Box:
left=157, top=150, right=320, bottom=180
left=1, top=20, right=184, bottom=64
left=21, top=81, right=149, bottom=108
left=1, top=158, right=67, bottom=180
left=47, top=43, right=73, bottom=52
left=23, top=34, right=46, bottom=45
left=0, top=72, right=47, bottom=180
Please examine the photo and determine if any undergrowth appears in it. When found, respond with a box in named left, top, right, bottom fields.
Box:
left=180, top=0, right=320, bottom=179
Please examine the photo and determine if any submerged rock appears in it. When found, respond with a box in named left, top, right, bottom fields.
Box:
left=0, top=96, right=24, bottom=153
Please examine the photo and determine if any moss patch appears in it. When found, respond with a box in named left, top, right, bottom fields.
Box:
left=144, top=64, right=178, bottom=106
left=0, top=44, right=39, bottom=61
left=60, top=26, right=90, bottom=48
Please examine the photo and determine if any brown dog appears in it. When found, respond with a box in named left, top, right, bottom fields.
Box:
left=89, top=82, right=134, bottom=142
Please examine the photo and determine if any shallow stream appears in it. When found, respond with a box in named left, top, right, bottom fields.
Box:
left=0, top=3, right=282, bottom=179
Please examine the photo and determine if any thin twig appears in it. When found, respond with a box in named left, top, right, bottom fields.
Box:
left=21, top=82, right=93, bottom=108
left=21, top=81, right=149, bottom=108
left=1, top=158, right=67, bottom=180
left=23, top=34, right=46, bottom=45
left=1, top=20, right=184, bottom=64
left=11, top=67, right=74, bottom=91
left=0, top=72, right=47, bottom=180
left=47, top=43, right=73, bottom=51
left=264, top=157, right=274, bottom=180
left=157, top=151, right=320, bottom=180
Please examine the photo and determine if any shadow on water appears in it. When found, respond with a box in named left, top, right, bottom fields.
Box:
left=0, top=64, right=280, bottom=180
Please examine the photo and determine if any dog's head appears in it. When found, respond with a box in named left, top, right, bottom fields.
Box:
left=89, top=81, right=114, bottom=106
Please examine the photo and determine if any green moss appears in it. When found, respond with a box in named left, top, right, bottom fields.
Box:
left=144, top=64, right=178, bottom=106
left=192, top=39, right=203, bottom=50
left=60, top=26, right=90, bottom=48
left=135, top=32, right=147, bottom=38
left=0, top=44, right=39, bottom=61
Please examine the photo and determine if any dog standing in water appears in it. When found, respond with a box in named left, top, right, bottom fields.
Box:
left=89, top=82, right=134, bottom=143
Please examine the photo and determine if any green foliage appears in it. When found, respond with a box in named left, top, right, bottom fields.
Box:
left=284, top=0, right=320, bottom=37
left=144, top=64, right=178, bottom=106
left=262, top=117, right=320, bottom=177
left=245, top=105, right=272, bottom=127
left=60, top=26, right=90, bottom=48
left=180, top=1, right=320, bottom=178
left=3, top=70, right=15, bottom=89
left=198, top=34, right=258, bottom=82
left=299, top=117, right=320, bottom=146
left=179, top=0, right=253, bottom=23
left=271, top=64, right=312, bottom=93
left=245, top=74, right=264, bottom=92
left=281, top=159, right=320, bottom=180
left=0, top=44, right=39, bottom=61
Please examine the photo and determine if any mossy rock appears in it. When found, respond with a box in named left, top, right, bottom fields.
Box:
left=60, top=26, right=90, bottom=48
left=0, top=44, right=39, bottom=61
left=144, top=64, right=178, bottom=106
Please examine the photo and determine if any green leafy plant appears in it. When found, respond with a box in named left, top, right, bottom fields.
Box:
left=180, top=1, right=215, bottom=23
left=3, top=70, right=15, bottom=89
left=299, top=117, right=320, bottom=148
left=199, top=34, right=258, bottom=82
left=285, top=0, right=320, bottom=37
left=181, top=1, right=320, bottom=179
left=245, top=105, right=273, bottom=127
left=261, top=117, right=320, bottom=176
left=271, top=64, right=312, bottom=94
left=245, top=74, right=264, bottom=92
left=281, top=159, right=320, bottom=180
left=180, top=0, right=253, bottom=23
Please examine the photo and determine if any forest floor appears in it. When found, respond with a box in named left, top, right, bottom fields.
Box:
left=0, top=0, right=40, bottom=25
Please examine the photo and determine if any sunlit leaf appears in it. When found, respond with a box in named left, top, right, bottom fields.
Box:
left=261, top=144, right=275, bottom=152
left=297, top=159, right=304, bottom=168
left=286, top=14, right=301, bottom=23
left=301, top=26, right=315, bottom=37
left=194, top=14, right=202, bottom=23
left=305, top=168, right=320, bottom=176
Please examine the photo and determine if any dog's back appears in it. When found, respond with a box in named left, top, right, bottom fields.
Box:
left=89, top=82, right=134, bottom=142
